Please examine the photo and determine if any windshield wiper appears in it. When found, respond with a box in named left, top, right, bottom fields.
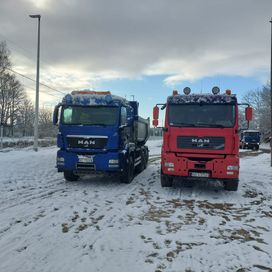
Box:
left=88, top=123, right=108, bottom=126
left=195, top=123, right=225, bottom=128
left=170, top=122, right=196, bottom=127
left=170, top=122, right=225, bottom=128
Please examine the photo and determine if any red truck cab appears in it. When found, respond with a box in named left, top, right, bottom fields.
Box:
left=153, top=87, right=252, bottom=191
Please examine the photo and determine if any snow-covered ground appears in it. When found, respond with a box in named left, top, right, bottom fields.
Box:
left=0, top=137, right=56, bottom=149
left=0, top=139, right=271, bottom=272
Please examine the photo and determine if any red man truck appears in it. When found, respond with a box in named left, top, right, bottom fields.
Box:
left=153, top=87, right=252, bottom=191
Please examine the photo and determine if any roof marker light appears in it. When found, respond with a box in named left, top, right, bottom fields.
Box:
left=225, top=89, right=231, bottom=95
left=212, top=86, right=220, bottom=95
left=105, top=94, right=113, bottom=103
left=173, top=90, right=178, bottom=96
left=183, top=87, right=191, bottom=95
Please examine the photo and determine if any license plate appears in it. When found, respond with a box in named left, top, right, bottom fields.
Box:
left=189, top=172, right=209, bottom=178
left=78, top=155, right=94, bottom=163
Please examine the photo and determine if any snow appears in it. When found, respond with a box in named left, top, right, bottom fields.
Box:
left=168, top=94, right=236, bottom=104
left=0, top=139, right=272, bottom=272
left=62, top=92, right=129, bottom=106
left=0, top=137, right=56, bottom=149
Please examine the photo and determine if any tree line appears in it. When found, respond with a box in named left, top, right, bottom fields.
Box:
left=0, top=41, right=56, bottom=138
left=242, top=84, right=271, bottom=141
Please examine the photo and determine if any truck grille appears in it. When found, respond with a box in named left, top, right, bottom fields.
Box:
left=177, top=136, right=225, bottom=150
left=67, top=135, right=108, bottom=149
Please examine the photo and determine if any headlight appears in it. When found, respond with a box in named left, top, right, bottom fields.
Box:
left=109, top=159, right=119, bottom=164
left=165, top=162, right=174, bottom=167
left=57, top=157, right=64, bottom=164
left=227, top=165, right=238, bottom=170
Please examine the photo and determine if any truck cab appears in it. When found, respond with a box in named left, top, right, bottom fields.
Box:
left=153, top=87, right=252, bottom=191
left=240, top=130, right=260, bottom=150
left=53, top=90, right=149, bottom=183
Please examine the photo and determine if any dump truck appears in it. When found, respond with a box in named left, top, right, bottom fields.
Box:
left=53, top=90, right=149, bottom=183
left=153, top=87, right=253, bottom=191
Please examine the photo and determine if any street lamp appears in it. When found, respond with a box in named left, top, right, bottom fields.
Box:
left=29, top=14, right=41, bottom=152
left=270, top=17, right=272, bottom=167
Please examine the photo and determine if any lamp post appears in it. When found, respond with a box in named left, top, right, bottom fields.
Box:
left=270, top=18, right=272, bottom=167
left=29, top=14, right=41, bottom=152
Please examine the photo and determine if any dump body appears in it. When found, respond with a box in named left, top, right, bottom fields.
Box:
left=54, top=91, right=149, bottom=182
left=159, top=91, right=242, bottom=190
left=240, top=130, right=260, bottom=150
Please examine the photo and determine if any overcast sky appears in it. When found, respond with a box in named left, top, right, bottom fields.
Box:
left=0, top=0, right=271, bottom=118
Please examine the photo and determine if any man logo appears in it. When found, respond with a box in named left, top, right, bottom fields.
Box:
left=191, top=138, right=210, bottom=143
left=78, top=139, right=96, bottom=146
left=192, top=138, right=210, bottom=147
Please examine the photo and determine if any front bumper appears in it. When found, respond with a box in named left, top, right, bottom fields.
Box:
left=56, top=150, right=122, bottom=173
left=243, top=142, right=259, bottom=149
left=161, top=152, right=239, bottom=180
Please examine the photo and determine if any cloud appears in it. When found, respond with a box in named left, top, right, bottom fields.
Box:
left=0, top=0, right=271, bottom=93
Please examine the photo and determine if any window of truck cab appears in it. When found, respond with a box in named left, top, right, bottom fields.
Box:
left=168, top=103, right=236, bottom=128
left=61, top=106, right=119, bottom=126
left=120, top=106, right=127, bottom=126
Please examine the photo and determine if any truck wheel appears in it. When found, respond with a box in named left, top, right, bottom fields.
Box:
left=143, top=149, right=149, bottom=169
left=224, top=179, right=239, bottom=191
left=64, top=170, right=79, bottom=182
left=253, top=145, right=259, bottom=151
left=135, top=152, right=145, bottom=174
left=161, top=172, right=173, bottom=187
left=120, top=156, right=134, bottom=184
left=182, top=179, right=194, bottom=188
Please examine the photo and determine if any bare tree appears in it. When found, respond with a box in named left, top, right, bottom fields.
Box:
left=0, top=41, right=26, bottom=136
left=39, top=107, right=57, bottom=138
left=259, top=84, right=271, bottom=138
left=0, top=41, right=11, bottom=75
left=242, top=83, right=271, bottom=140
left=15, top=98, right=35, bottom=137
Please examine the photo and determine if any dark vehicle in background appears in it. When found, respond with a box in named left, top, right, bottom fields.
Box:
left=240, top=130, right=260, bottom=150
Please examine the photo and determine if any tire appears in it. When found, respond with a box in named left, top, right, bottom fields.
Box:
left=120, top=155, right=134, bottom=184
left=253, top=145, right=259, bottom=151
left=161, top=172, right=173, bottom=187
left=143, top=149, right=149, bottom=169
left=64, top=170, right=79, bottom=182
left=224, top=179, right=239, bottom=191
left=135, top=152, right=145, bottom=174
left=182, top=179, right=194, bottom=188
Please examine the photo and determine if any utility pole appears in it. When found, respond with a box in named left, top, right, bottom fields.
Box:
left=0, top=123, right=3, bottom=150
left=29, top=14, right=41, bottom=152
left=269, top=18, right=272, bottom=167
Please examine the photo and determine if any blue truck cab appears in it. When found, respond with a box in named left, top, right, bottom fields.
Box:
left=53, top=90, right=149, bottom=183
left=240, top=130, right=260, bottom=150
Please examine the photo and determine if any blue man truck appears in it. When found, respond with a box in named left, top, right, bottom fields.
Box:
left=53, top=90, right=149, bottom=183
left=240, top=130, right=260, bottom=150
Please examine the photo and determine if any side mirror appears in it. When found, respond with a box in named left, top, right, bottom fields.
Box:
left=153, top=105, right=159, bottom=127
left=126, top=107, right=134, bottom=126
left=53, top=105, right=59, bottom=125
left=245, top=106, right=253, bottom=122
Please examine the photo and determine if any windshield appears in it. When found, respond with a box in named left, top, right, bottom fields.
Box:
left=61, top=106, right=119, bottom=126
left=168, top=104, right=236, bottom=128
left=244, top=132, right=259, bottom=137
